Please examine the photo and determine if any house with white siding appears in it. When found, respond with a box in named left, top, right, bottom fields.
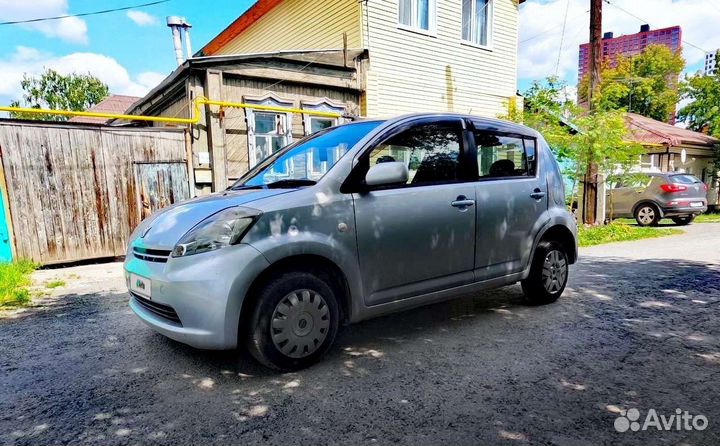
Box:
left=199, top=0, right=525, bottom=118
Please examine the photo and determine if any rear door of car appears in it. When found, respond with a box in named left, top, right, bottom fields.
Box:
left=668, top=174, right=707, bottom=205
left=469, top=122, right=547, bottom=280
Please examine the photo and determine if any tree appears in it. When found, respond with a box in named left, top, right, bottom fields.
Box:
left=579, top=44, right=685, bottom=122
left=505, top=77, right=645, bottom=218
left=9, top=69, right=109, bottom=121
left=678, top=71, right=720, bottom=137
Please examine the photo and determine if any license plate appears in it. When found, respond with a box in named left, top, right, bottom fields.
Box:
left=130, top=273, right=152, bottom=299
left=690, top=202, right=704, bottom=208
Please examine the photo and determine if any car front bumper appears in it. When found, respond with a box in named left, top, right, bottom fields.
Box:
left=124, top=243, right=270, bottom=350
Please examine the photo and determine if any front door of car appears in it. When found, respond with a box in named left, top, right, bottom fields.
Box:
left=471, top=127, right=547, bottom=280
left=350, top=118, right=476, bottom=306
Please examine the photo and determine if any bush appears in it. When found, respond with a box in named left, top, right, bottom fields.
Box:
left=0, top=260, right=38, bottom=307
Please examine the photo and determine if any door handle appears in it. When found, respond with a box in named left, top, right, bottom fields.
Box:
left=451, top=195, right=475, bottom=209
left=530, top=188, right=546, bottom=200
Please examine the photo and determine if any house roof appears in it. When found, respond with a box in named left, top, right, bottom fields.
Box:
left=69, top=95, right=141, bottom=124
left=199, top=0, right=526, bottom=56
left=625, top=113, right=719, bottom=147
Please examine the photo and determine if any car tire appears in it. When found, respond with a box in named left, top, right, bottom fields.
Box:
left=246, top=271, right=340, bottom=371
left=634, top=203, right=660, bottom=227
left=671, top=215, right=695, bottom=226
left=521, top=240, right=569, bottom=305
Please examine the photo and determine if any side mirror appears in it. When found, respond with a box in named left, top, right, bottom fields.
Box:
left=365, top=161, right=409, bottom=187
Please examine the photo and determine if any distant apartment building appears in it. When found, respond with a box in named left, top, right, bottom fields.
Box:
left=578, top=24, right=682, bottom=81
left=705, top=51, right=718, bottom=75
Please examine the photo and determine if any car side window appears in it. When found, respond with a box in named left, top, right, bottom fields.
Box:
left=474, top=131, right=535, bottom=179
left=368, top=122, right=462, bottom=186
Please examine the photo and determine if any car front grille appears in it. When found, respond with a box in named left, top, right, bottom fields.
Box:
left=131, top=292, right=182, bottom=325
left=132, top=247, right=171, bottom=263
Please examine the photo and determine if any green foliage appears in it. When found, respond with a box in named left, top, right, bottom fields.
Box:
left=579, top=44, right=685, bottom=122
left=9, top=69, right=109, bottom=121
left=504, top=76, right=644, bottom=210
left=678, top=72, right=720, bottom=137
left=694, top=213, right=720, bottom=223
left=45, top=280, right=66, bottom=289
left=578, top=222, right=682, bottom=247
left=0, top=260, right=38, bottom=307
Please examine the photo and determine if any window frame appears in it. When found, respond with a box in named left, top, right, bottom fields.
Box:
left=468, top=125, right=539, bottom=182
left=397, top=0, right=437, bottom=36
left=342, top=117, right=475, bottom=193
left=244, top=94, right=294, bottom=169
left=461, top=0, right=494, bottom=50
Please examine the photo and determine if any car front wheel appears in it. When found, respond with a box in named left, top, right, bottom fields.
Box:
left=671, top=215, right=695, bottom=226
left=635, top=204, right=660, bottom=227
left=521, top=240, right=569, bottom=305
left=246, top=271, right=340, bottom=371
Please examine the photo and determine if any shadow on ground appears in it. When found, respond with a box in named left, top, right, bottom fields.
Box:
left=1, top=257, right=719, bottom=445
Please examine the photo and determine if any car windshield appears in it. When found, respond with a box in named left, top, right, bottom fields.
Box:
left=670, top=174, right=702, bottom=184
left=232, top=121, right=383, bottom=189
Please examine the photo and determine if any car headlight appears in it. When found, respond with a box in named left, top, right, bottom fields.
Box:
left=171, top=207, right=260, bottom=257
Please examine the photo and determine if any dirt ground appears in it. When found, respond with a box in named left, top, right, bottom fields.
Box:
left=1, top=224, right=719, bottom=445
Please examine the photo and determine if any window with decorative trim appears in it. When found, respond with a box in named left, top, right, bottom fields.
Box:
left=245, top=95, right=293, bottom=172
left=301, top=99, right=345, bottom=178
left=462, top=0, right=492, bottom=47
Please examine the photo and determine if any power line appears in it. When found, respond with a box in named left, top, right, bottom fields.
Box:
left=603, top=0, right=708, bottom=54
left=0, top=0, right=170, bottom=26
left=519, top=9, right=589, bottom=45
left=555, top=0, right=571, bottom=76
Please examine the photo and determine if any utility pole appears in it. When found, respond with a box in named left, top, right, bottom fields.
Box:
left=583, top=0, right=602, bottom=225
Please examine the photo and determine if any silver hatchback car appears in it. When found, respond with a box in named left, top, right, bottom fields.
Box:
left=124, top=114, right=578, bottom=371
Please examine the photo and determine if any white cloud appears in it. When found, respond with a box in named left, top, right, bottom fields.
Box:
left=0, top=0, right=88, bottom=44
left=519, top=0, right=720, bottom=84
left=0, top=46, right=167, bottom=102
left=126, top=10, right=158, bottom=27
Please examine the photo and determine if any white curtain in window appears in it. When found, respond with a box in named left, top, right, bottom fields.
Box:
left=474, top=0, right=489, bottom=46
left=462, top=0, right=490, bottom=46
left=399, top=0, right=412, bottom=26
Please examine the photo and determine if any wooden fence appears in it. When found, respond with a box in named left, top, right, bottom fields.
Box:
left=0, top=120, right=191, bottom=264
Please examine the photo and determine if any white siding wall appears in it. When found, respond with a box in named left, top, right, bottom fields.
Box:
left=363, top=0, right=520, bottom=118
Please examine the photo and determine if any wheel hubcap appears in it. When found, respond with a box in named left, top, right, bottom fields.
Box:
left=541, top=250, right=567, bottom=294
left=271, top=289, right=330, bottom=359
left=638, top=207, right=655, bottom=224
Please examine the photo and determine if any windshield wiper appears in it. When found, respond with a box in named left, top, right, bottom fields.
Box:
left=229, top=184, right=266, bottom=190
left=265, top=179, right=317, bottom=189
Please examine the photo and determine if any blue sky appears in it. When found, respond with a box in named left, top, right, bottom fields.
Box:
left=0, top=0, right=718, bottom=107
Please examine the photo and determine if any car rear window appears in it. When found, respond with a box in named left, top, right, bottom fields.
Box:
left=670, top=174, right=702, bottom=184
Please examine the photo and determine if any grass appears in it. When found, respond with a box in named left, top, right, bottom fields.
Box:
left=45, top=280, right=66, bottom=289
left=0, top=260, right=38, bottom=307
left=578, top=222, right=683, bottom=247
left=695, top=213, right=720, bottom=223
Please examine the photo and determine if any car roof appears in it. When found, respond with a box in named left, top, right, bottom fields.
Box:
left=351, top=113, right=540, bottom=138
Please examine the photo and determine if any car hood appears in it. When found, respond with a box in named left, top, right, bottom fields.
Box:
left=134, top=188, right=291, bottom=249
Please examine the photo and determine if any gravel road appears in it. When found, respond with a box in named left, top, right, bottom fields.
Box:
left=1, top=224, right=719, bottom=445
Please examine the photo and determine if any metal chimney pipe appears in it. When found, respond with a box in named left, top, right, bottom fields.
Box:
left=182, top=19, right=193, bottom=59
left=167, top=16, right=184, bottom=66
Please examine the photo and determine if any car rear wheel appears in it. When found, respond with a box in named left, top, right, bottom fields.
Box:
left=521, top=240, right=569, bottom=305
left=671, top=215, right=695, bottom=226
left=635, top=203, right=660, bottom=227
left=246, top=271, right=339, bottom=371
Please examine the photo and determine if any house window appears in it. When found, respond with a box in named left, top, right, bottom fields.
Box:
left=462, top=0, right=492, bottom=47
left=399, top=0, right=435, bottom=32
left=302, top=99, right=345, bottom=178
left=244, top=94, right=294, bottom=169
